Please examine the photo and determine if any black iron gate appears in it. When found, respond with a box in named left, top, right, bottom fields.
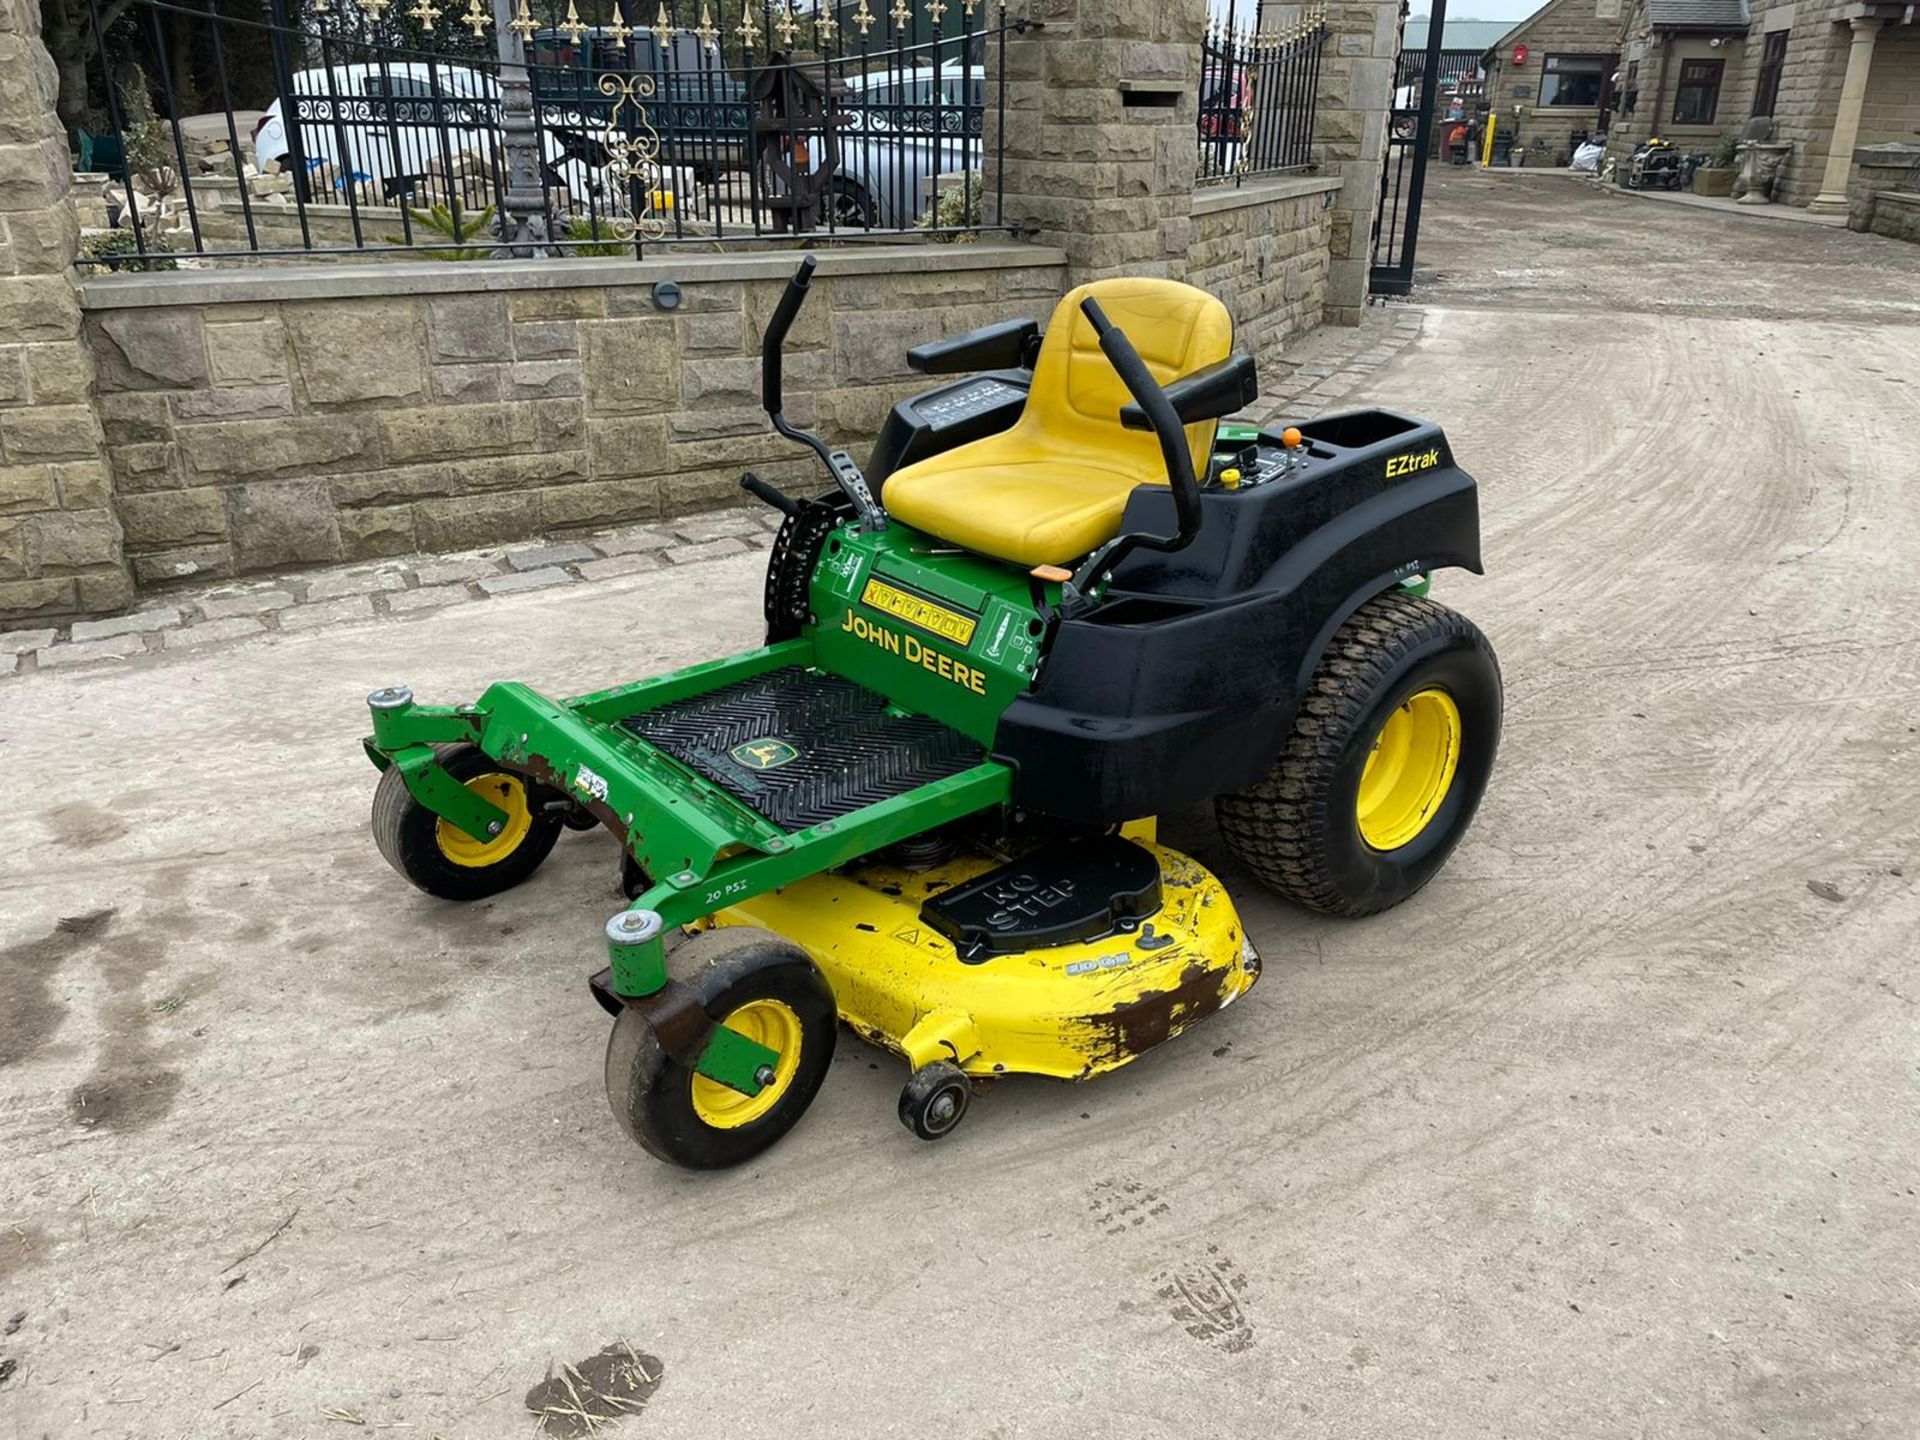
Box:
left=1368, top=0, right=1447, bottom=296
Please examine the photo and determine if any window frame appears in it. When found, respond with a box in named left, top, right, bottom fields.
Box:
left=1671, top=56, right=1724, bottom=125
left=1537, top=53, right=1610, bottom=109
left=1752, top=31, right=1787, bottom=118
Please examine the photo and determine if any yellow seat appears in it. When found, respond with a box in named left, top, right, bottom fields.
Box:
left=882, top=278, right=1234, bottom=570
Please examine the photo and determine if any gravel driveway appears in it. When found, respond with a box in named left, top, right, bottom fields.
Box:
left=2, top=170, right=1917, bottom=1439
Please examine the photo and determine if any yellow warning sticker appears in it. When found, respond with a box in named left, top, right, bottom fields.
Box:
left=859, top=577, right=978, bottom=647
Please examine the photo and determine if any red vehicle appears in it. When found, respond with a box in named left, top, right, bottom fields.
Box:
left=1198, top=67, right=1250, bottom=142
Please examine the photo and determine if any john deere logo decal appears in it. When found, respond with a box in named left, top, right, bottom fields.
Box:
left=731, top=739, right=799, bottom=771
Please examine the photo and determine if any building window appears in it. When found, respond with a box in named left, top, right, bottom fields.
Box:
left=1752, top=31, right=1787, bottom=117
left=1539, top=54, right=1608, bottom=107
left=1672, top=58, right=1724, bottom=124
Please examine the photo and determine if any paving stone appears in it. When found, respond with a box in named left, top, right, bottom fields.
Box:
left=69, top=606, right=183, bottom=643
left=1, top=628, right=56, bottom=657
left=578, top=553, right=666, bottom=582
left=37, top=633, right=151, bottom=667
left=302, top=568, right=407, bottom=602
left=278, top=595, right=374, bottom=630
left=505, top=542, right=597, bottom=572
left=197, top=588, right=296, bottom=620
left=672, top=510, right=761, bottom=543
left=410, top=556, right=504, bottom=586
left=594, top=525, right=677, bottom=556
left=164, top=617, right=266, bottom=649
left=477, top=566, right=575, bottom=596
left=387, top=584, right=475, bottom=613
left=666, top=537, right=749, bottom=566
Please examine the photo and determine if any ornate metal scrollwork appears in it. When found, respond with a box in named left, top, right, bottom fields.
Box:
left=597, top=72, right=666, bottom=242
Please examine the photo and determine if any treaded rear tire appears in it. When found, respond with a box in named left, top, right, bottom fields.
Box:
left=1216, top=590, right=1501, bottom=918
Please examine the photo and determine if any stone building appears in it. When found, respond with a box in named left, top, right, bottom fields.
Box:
left=1602, top=0, right=1919, bottom=211
left=1479, top=0, right=1628, bottom=163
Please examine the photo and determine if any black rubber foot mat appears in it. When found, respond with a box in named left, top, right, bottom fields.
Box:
left=621, top=669, right=983, bottom=832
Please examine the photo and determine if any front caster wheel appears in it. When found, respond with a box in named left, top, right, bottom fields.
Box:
left=605, top=928, right=836, bottom=1169
left=371, top=743, right=563, bottom=902
left=898, top=1061, right=971, bottom=1141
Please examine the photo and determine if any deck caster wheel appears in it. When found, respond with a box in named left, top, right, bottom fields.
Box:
left=559, top=806, right=600, bottom=832
left=898, top=1061, right=971, bottom=1142
left=605, top=928, right=836, bottom=1170
left=1216, top=590, right=1502, bottom=918
left=371, top=743, right=563, bottom=902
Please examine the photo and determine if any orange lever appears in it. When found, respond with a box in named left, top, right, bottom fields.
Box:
left=1281, top=426, right=1303, bottom=449
left=1030, top=564, right=1073, bottom=583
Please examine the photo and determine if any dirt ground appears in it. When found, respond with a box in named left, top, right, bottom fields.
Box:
left=3, top=171, right=1918, bottom=1440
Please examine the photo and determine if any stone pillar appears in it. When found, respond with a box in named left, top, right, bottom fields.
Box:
left=1807, top=18, right=1884, bottom=215
left=0, top=0, right=133, bottom=623
left=1310, top=0, right=1399, bottom=325
left=988, top=0, right=1206, bottom=286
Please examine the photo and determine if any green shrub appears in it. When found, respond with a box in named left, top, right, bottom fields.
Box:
left=916, top=171, right=983, bottom=243
left=116, top=67, right=176, bottom=187
left=81, top=227, right=177, bottom=272
left=561, top=213, right=630, bottom=257
left=387, top=202, right=497, bottom=259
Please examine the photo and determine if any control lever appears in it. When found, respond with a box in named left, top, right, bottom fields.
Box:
left=1064, top=298, right=1205, bottom=605
left=760, top=255, right=886, bottom=531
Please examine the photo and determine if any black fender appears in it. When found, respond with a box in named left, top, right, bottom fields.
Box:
left=992, top=413, right=1482, bottom=822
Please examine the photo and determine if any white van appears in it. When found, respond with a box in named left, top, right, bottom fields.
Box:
left=251, top=62, right=605, bottom=208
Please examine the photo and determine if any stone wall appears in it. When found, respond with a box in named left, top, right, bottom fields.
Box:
left=1868, top=190, right=1920, bottom=242
left=1292, top=0, right=1400, bottom=324
left=988, top=0, right=1204, bottom=283
left=76, top=248, right=1068, bottom=590
left=1857, top=25, right=1920, bottom=148
left=1847, top=142, right=1920, bottom=229
left=2, top=0, right=1394, bottom=626
left=1186, top=177, right=1339, bottom=360
left=0, top=0, right=133, bottom=621
left=989, top=0, right=1389, bottom=325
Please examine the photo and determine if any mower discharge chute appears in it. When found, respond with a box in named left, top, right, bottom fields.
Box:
left=362, top=255, right=1502, bottom=1168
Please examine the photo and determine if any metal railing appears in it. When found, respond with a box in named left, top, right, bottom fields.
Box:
left=1197, top=5, right=1326, bottom=185
left=80, top=0, right=1021, bottom=263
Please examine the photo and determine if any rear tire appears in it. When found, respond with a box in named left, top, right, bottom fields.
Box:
left=605, top=928, right=836, bottom=1169
left=1216, top=590, right=1501, bottom=918
left=371, top=743, right=563, bottom=902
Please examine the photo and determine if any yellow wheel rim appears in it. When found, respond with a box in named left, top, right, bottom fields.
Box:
left=691, top=999, right=803, bottom=1130
left=434, top=772, right=534, bottom=868
left=1357, top=688, right=1462, bottom=851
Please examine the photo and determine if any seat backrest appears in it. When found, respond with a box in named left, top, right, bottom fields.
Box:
left=1017, top=277, right=1234, bottom=483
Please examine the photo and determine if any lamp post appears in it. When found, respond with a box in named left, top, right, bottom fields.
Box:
left=492, top=0, right=557, bottom=255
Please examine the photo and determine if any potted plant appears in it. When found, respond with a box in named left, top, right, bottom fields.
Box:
left=1693, top=134, right=1738, bottom=197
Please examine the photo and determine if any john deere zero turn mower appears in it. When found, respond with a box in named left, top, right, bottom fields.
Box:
left=362, top=257, right=1501, bottom=1168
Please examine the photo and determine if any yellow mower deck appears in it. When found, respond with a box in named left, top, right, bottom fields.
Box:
left=704, top=827, right=1260, bottom=1082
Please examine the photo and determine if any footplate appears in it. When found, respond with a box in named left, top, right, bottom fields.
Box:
left=622, top=668, right=982, bottom=833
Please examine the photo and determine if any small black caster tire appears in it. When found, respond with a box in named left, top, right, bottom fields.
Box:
left=605, top=927, right=836, bottom=1170
left=1216, top=589, right=1502, bottom=918
left=898, top=1061, right=971, bottom=1141
left=371, top=743, right=563, bottom=902
left=560, top=807, right=600, bottom=832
